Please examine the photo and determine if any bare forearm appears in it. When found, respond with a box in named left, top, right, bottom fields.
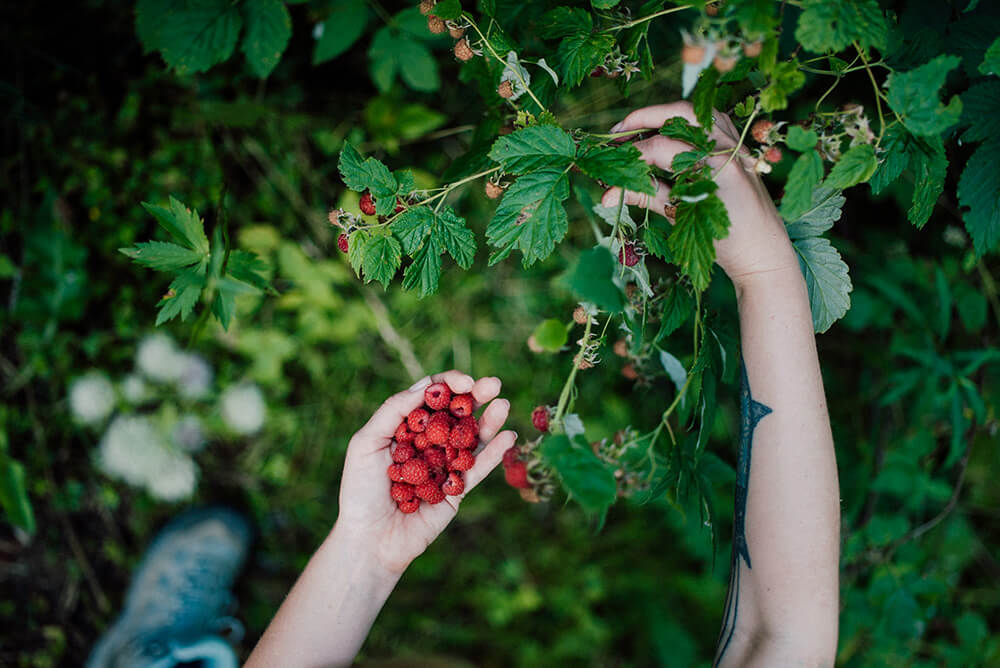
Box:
left=246, top=524, right=401, bottom=668
left=716, top=266, right=840, bottom=666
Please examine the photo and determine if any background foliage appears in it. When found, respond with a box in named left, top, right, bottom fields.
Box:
left=2, top=0, right=999, bottom=665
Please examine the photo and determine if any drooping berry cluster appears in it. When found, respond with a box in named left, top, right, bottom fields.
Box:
left=387, top=382, right=479, bottom=513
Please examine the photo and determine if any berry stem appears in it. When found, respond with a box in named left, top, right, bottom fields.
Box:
left=854, top=41, right=885, bottom=145
left=604, top=4, right=695, bottom=32
left=464, top=15, right=547, bottom=112
left=713, top=103, right=759, bottom=177
left=552, top=316, right=593, bottom=426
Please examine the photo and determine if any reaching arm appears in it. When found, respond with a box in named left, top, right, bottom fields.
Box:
left=246, top=370, right=516, bottom=668
left=602, top=102, right=840, bottom=667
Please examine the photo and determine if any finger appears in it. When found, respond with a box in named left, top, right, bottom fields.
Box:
left=610, top=102, right=738, bottom=146
left=470, top=376, right=501, bottom=408
left=630, top=134, right=696, bottom=172
left=352, top=376, right=432, bottom=446
left=430, top=369, right=475, bottom=395
left=476, top=397, right=510, bottom=445
left=601, top=179, right=672, bottom=219
left=461, top=430, right=518, bottom=495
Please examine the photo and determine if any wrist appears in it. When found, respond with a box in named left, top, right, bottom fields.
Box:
left=731, top=262, right=805, bottom=301
left=327, top=520, right=406, bottom=585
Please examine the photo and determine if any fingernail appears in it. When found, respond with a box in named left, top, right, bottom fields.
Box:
left=408, top=377, right=431, bottom=392
left=610, top=122, right=623, bottom=133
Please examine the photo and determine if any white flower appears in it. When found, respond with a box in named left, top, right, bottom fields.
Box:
left=96, top=415, right=197, bottom=501
left=136, top=333, right=185, bottom=383
left=171, top=415, right=206, bottom=452
left=69, top=371, right=116, bottom=425
left=220, top=384, right=266, bottom=435
left=121, top=374, right=150, bottom=404
left=177, top=353, right=213, bottom=399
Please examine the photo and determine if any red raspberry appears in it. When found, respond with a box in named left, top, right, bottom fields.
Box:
left=427, top=466, right=448, bottom=486
left=359, top=191, right=376, bottom=216
left=425, top=413, right=451, bottom=445
left=407, top=408, right=429, bottom=433
left=337, top=233, right=349, bottom=253
left=445, top=445, right=458, bottom=463
left=450, top=449, right=475, bottom=472
left=764, top=146, right=783, bottom=163
left=442, top=471, right=465, bottom=496
left=387, top=463, right=406, bottom=482
left=391, top=482, right=415, bottom=502
left=751, top=120, right=774, bottom=144
left=457, top=415, right=478, bottom=433
left=502, top=445, right=520, bottom=467
left=504, top=460, right=531, bottom=489
left=415, top=482, right=446, bottom=504
left=419, top=0, right=435, bottom=16
left=497, top=80, right=514, bottom=99
left=423, top=446, right=447, bottom=467
left=401, top=458, right=429, bottom=485
left=392, top=443, right=415, bottom=463
left=485, top=181, right=503, bottom=199
left=531, top=406, right=549, bottom=432
left=413, top=433, right=430, bottom=451
left=449, top=393, right=474, bottom=418
left=427, top=15, right=446, bottom=34
left=454, top=37, right=474, bottom=61
left=397, top=497, right=420, bottom=514
left=424, top=382, right=452, bottom=411
left=448, top=422, right=478, bottom=449
left=394, top=197, right=405, bottom=214
left=618, top=243, right=639, bottom=267
left=394, top=421, right=415, bottom=444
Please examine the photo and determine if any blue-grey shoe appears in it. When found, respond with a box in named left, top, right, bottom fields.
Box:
left=87, top=507, right=252, bottom=668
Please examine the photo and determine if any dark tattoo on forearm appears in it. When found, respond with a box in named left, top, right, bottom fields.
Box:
left=714, top=359, right=772, bottom=666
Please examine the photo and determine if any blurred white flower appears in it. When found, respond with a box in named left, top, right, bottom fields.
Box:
left=121, top=374, right=150, bottom=404
left=177, top=353, right=213, bottom=399
left=171, top=414, right=206, bottom=452
left=220, top=384, right=266, bottom=435
left=97, top=415, right=197, bottom=501
left=69, top=371, right=116, bottom=425
left=136, top=333, right=184, bottom=383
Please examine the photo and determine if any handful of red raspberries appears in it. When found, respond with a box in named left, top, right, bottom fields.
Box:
left=387, top=382, right=479, bottom=513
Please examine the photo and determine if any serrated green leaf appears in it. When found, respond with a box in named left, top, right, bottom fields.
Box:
left=347, top=229, right=367, bottom=277
left=562, top=246, right=624, bottom=313
left=402, top=238, right=442, bottom=297
left=980, top=35, right=1000, bottom=76
left=437, top=206, right=476, bottom=269
left=156, top=267, right=205, bottom=325
left=120, top=241, right=204, bottom=271
left=431, top=0, right=462, bottom=20
left=532, top=319, right=568, bottom=351
left=591, top=0, right=620, bottom=8
left=691, top=67, right=721, bottom=130
left=824, top=144, right=878, bottom=190
left=786, top=126, right=819, bottom=152
left=655, top=284, right=693, bottom=342
left=795, top=0, right=887, bottom=53
left=539, top=434, right=617, bottom=515
left=360, top=234, right=402, bottom=288
left=780, top=151, right=824, bottom=221
left=141, top=196, right=210, bottom=253
left=958, top=138, right=1000, bottom=255
left=486, top=169, right=570, bottom=267
left=575, top=143, right=655, bottom=194
left=392, top=206, right=435, bottom=254
left=369, top=23, right=440, bottom=93
left=155, top=0, right=243, bottom=74
left=958, top=80, right=1000, bottom=143
left=554, top=31, right=615, bottom=88
left=760, top=60, right=806, bottom=112
left=870, top=124, right=910, bottom=195
left=313, top=0, right=368, bottom=64
left=226, top=249, right=272, bottom=292
left=668, top=194, right=730, bottom=292
left=337, top=142, right=397, bottom=195
left=542, top=7, right=592, bottom=38
left=784, top=186, right=845, bottom=239
left=792, top=237, right=852, bottom=333
left=0, top=455, right=35, bottom=535
left=241, top=0, right=291, bottom=77
left=887, top=55, right=963, bottom=136
left=659, top=117, right=714, bottom=152
left=489, top=125, right=576, bottom=174
left=644, top=217, right=673, bottom=262
left=732, top=0, right=778, bottom=36
left=671, top=150, right=706, bottom=174
left=907, top=134, right=947, bottom=228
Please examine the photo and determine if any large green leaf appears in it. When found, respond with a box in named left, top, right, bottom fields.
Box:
left=958, top=138, right=1000, bottom=255
left=141, top=196, right=211, bottom=254
left=779, top=151, right=824, bottom=221
left=154, top=0, right=244, bottom=74
left=785, top=186, right=846, bottom=240
left=360, top=234, right=403, bottom=288
left=907, top=135, right=947, bottom=228
left=402, top=238, right=443, bottom=297
left=554, top=32, right=615, bottom=88
left=369, top=22, right=439, bottom=92
left=824, top=144, right=878, bottom=190
left=793, top=237, right=852, bottom=333
left=337, top=143, right=397, bottom=196
left=667, top=193, right=730, bottom=292
left=887, top=55, right=963, bottom=136
left=562, top=246, right=625, bottom=313
left=575, top=143, right=655, bottom=195
left=313, top=0, right=368, bottom=64
left=120, top=241, right=204, bottom=271
left=795, top=0, right=888, bottom=53
left=489, top=125, right=576, bottom=174
left=486, top=169, right=570, bottom=267
left=156, top=266, right=206, bottom=325
left=539, top=434, right=617, bottom=515
left=241, top=0, right=291, bottom=77
left=958, top=80, right=1000, bottom=143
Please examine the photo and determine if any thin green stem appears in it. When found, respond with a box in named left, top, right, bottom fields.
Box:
left=372, top=167, right=501, bottom=228
left=714, top=105, right=758, bottom=176
left=606, top=4, right=694, bottom=32
left=466, top=16, right=546, bottom=112
left=553, top=317, right=593, bottom=425
left=854, top=41, right=885, bottom=144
